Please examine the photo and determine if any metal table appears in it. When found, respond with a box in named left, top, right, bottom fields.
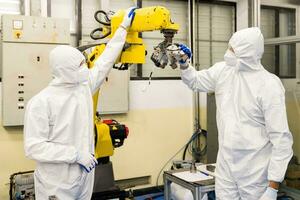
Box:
left=164, top=168, right=215, bottom=200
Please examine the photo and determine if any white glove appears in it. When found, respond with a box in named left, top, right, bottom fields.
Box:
left=76, top=151, right=98, bottom=173
left=259, top=187, right=278, bottom=200
left=120, top=7, right=137, bottom=29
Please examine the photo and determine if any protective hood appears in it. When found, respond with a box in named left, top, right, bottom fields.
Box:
left=49, top=45, right=87, bottom=85
left=229, top=27, right=264, bottom=71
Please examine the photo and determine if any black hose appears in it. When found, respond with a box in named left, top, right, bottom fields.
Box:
left=182, top=129, right=207, bottom=161
left=77, top=43, right=106, bottom=52
left=182, top=141, right=189, bottom=160
left=90, top=28, right=111, bottom=40
left=94, top=10, right=111, bottom=26
left=89, top=10, right=111, bottom=41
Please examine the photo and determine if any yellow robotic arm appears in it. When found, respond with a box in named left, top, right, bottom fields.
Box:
left=81, top=6, right=179, bottom=160
left=86, top=6, right=179, bottom=66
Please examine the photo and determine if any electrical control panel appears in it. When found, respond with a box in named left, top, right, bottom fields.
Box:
left=1, top=15, right=70, bottom=44
left=1, top=15, right=70, bottom=126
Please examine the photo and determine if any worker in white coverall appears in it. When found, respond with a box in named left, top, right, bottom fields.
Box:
left=172, top=27, right=293, bottom=200
left=23, top=7, right=136, bottom=200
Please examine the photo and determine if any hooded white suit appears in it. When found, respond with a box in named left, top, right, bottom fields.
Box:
left=181, top=27, right=293, bottom=199
left=24, top=27, right=127, bottom=200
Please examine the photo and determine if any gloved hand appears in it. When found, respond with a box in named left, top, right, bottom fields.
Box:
left=120, top=7, right=137, bottom=29
left=76, top=151, right=98, bottom=173
left=176, top=44, right=192, bottom=70
left=259, top=187, right=278, bottom=200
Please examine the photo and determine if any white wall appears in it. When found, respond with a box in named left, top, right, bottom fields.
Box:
left=108, top=80, right=194, bottom=182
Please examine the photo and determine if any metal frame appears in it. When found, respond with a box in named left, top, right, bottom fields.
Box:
left=136, top=0, right=143, bottom=78
left=249, top=0, right=261, bottom=27
left=262, top=5, right=297, bottom=78
left=280, top=184, right=300, bottom=200
left=164, top=170, right=215, bottom=200
left=47, top=0, right=51, bottom=17
left=265, top=35, right=300, bottom=45
left=75, top=0, right=82, bottom=47
left=20, top=0, right=30, bottom=16
left=260, top=5, right=299, bottom=52
left=188, top=0, right=200, bottom=131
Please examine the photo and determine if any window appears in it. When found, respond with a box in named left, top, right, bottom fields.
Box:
left=195, top=3, right=236, bottom=69
left=0, top=0, right=20, bottom=16
left=81, top=0, right=101, bottom=41
left=51, top=0, right=76, bottom=33
left=261, top=6, right=296, bottom=78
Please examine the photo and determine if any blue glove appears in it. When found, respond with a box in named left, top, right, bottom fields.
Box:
left=178, top=44, right=192, bottom=69
left=179, top=44, right=192, bottom=61
left=120, top=7, right=137, bottom=29
left=259, top=187, right=278, bottom=200
left=76, top=151, right=98, bottom=173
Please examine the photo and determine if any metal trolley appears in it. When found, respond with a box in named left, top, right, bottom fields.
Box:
left=164, top=169, right=215, bottom=200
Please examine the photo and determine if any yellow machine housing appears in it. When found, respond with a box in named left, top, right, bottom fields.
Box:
left=86, top=6, right=179, bottom=159
left=94, top=119, right=114, bottom=159
left=110, top=6, right=179, bottom=39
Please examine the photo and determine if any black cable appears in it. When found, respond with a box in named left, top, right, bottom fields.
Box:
left=182, top=142, right=189, bottom=160
left=113, top=63, right=132, bottom=70
left=191, top=130, right=207, bottom=161
left=89, top=10, right=111, bottom=40
left=77, top=43, right=106, bottom=52
left=182, top=129, right=207, bottom=161
left=94, top=10, right=111, bottom=26
left=90, top=28, right=111, bottom=40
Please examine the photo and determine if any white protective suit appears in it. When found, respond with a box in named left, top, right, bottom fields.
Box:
left=24, top=27, right=127, bottom=200
left=181, top=27, right=293, bottom=200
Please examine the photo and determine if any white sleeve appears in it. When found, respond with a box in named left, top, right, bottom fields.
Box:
left=24, top=98, right=78, bottom=164
left=262, top=78, right=293, bottom=182
left=181, top=63, right=225, bottom=93
left=89, top=27, right=127, bottom=94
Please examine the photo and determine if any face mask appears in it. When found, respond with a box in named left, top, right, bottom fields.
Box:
left=77, top=64, right=89, bottom=83
left=224, top=49, right=237, bottom=67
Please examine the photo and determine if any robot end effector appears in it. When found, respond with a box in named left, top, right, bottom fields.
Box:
left=150, top=26, right=191, bottom=70
left=85, top=6, right=184, bottom=69
left=151, top=41, right=191, bottom=70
